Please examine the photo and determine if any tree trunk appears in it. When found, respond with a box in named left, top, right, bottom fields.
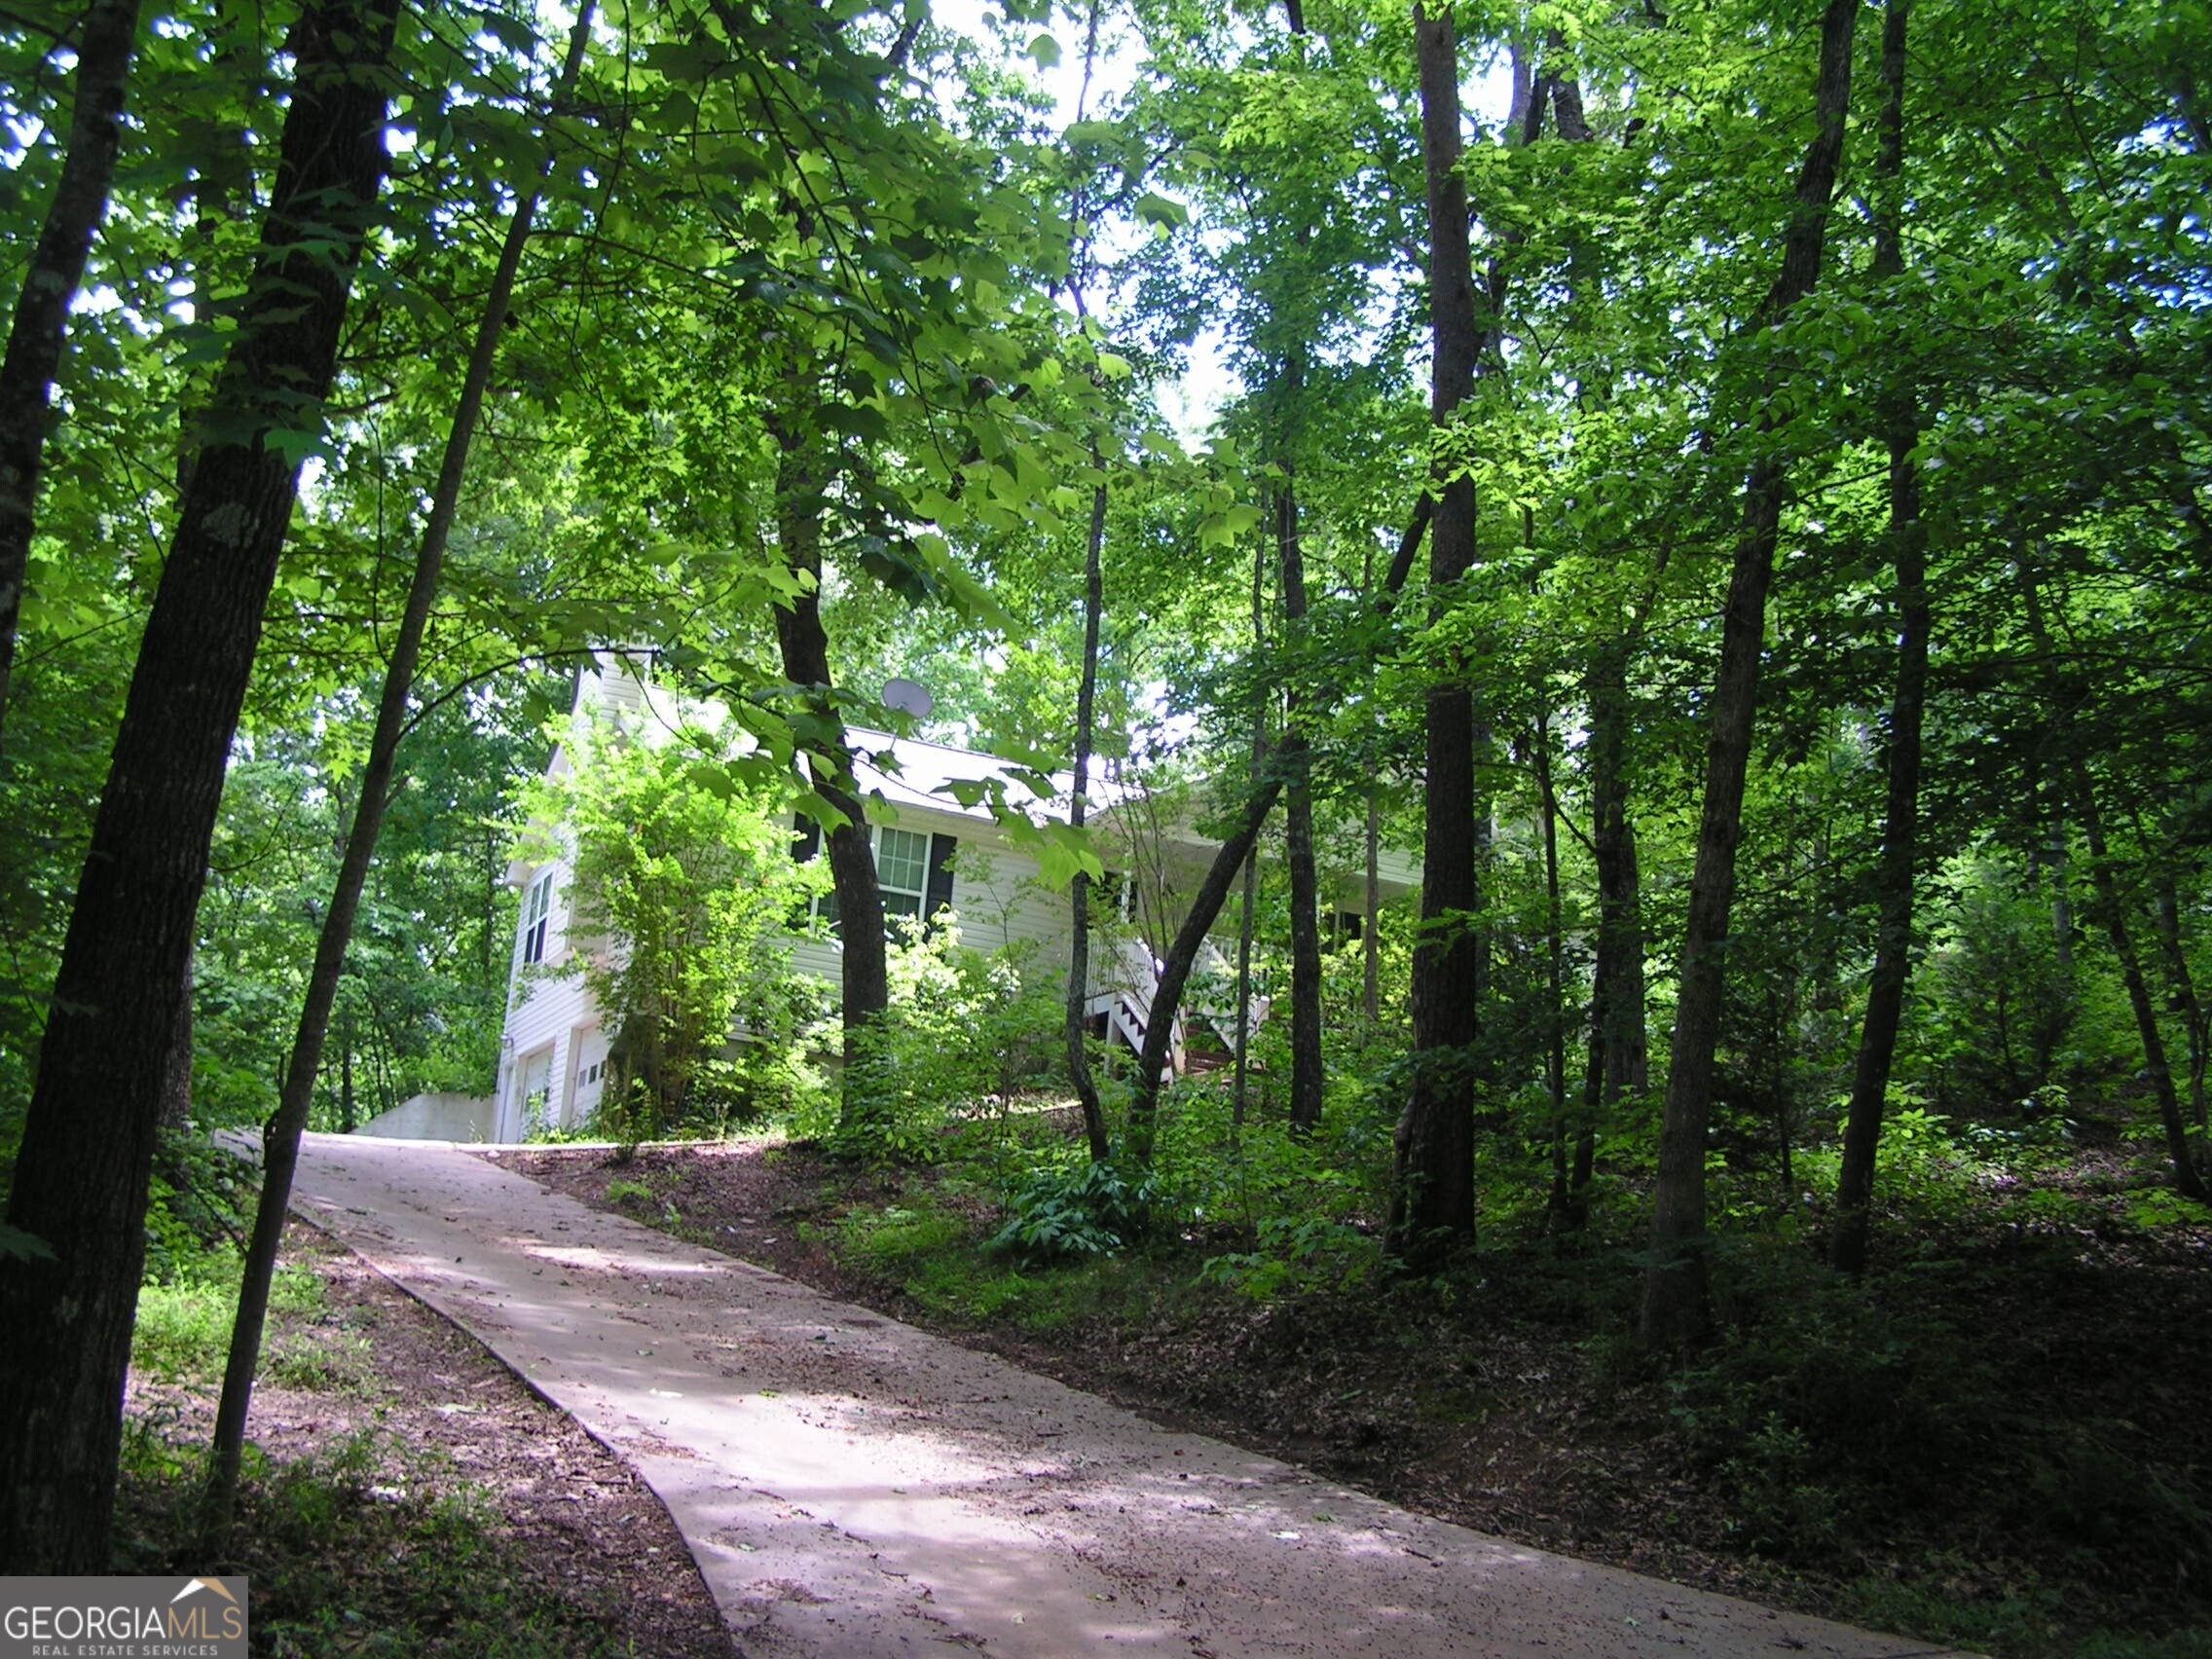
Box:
left=1064, top=469, right=1111, bottom=1162
left=0, top=0, right=143, bottom=744
left=1641, top=0, right=1860, bottom=1348
left=1363, top=792, right=1382, bottom=1029
left=1233, top=535, right=1268, bottom=1134
left=1832, top=0, right=1928, bottom=1281
left=1587, top=643, right=1648, bottom=1105
left=202, top=2, right=598, bottom=1546
left=1387, top=2, right=1484, bottom=1269
left=156, top=953, right=194, bottom=1134
left=2045, top=812, right=2076, bottom=974
left=1535, top=717, right=1572, bottom=1226
left=0, top=0, right=399, bottom=1572
left=2149, top=870, right=2211, bottom=1134
left=771, top=424, right=888, bottom=1104
left=1127, top=775, right=1286, bottom=1165
left=1277, top=474, right=1325, bottom=1135
left=2076, top=773, right=2208, bottom=1199
left=339, top=1023, right=355, bottom=1136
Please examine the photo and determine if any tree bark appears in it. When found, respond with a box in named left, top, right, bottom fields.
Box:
left=1586, top=642, right=1648, bottom=1112
left=1233, top=535, right=1268, bottom=1133
left=771, top=426, right=889, bottom=1105
left=0, top=0, right=399, bottom=1572
left=1387, top=2, right=1484, bottom=1268
left=1065, top=468, right=1112, bottom=1162
left=1534, top=716, right=1572, bottom=1226
left=2076, top=773, right=2208, bottom=1199
left=2148, top=869, right=2210, bottom=1134
left=1832, top=0, right=1929, bottom=1279
left=156, top=953, right=194, bottom=1134
left=1363, top=792, right=1382, bottom=1028
left=1277, top=474, right=1326, bottom=1135
left=203, top=2, right=597, bottom=1544
left=0, top=0, right=143, bottom=744
left=1641, top=0, right=1860, bottom=1348
left=1127, top=775, right=1286, bottom=1164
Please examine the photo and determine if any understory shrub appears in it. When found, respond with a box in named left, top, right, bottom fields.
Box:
left=990, top=1158, right=1157, bottom=1263
left=834, top=923, right=1059, bottom=1160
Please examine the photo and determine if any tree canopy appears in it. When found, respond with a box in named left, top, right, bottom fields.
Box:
left=0, top=0, right=2207, bottom=1604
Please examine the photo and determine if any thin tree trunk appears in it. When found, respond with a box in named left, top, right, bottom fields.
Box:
left=1065, top=469, right=1111, bottom=1163
left=1062, top=9, right=1113, bottom=1164
left=1587, top=643, right=1647, bottom=1106
left=0, top=0, right=142, bottom=743
left=0, top=0, right=399, bottom=1572
left=1641, top=0, right=1860, bottom=1348
left=1128, top=776, right=1286, bottom=1165
left=1535, top=717, right=1571, bottom=1225
left=1233, top=535, right=1268, bottom=1133
left=2149, top=870, right=2211, bottom=1134
left=1388, top=2, right=1484, bottom=1268
left=339, top=1017, right=356, bottom=1135
left=1359, top=539, right=1382, bottom=1035
left=203, top=2, right=598, bottom=1544
left=1832, top=0, right=1928, bottom=1281
left=1277, top=473, right=1325, bottom=1135
left=1364, top=792, right=1382, bottom=1029
left=2046, top=810, right=2076, bottom=975
left=2076, top=774, right=2208, bottom=1199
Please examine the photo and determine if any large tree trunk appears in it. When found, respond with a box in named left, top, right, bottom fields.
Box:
left=0, top=0, right=143, bottom=743
left=1831, top=0, right=1929, bottom=1280
left=1641, top=0, right=1860, bottom=1348
left=203, top=3, right=597, bottom=1542
left=771, top=427, right=888, bottom=1108
left=1127, top=775, right=1286, bottom=1165
left=1064, top=469, right=1112, bottom=1162
left=0, top=0, right=399, bottom=1571
left=1387, top=2, right=1484, bottom=1268
left=1277, top=474, right=1326, bottom=1135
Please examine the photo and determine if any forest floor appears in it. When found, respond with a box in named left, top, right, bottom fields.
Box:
left=116, top=1219, right=733, bottom=1657
left=506, top=1119, right=2212, bottom=1659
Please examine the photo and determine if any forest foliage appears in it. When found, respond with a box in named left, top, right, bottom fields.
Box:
left=0, top=0, right=2207, bottom=1636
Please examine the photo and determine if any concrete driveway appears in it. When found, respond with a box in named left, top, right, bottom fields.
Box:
left=285, top=1132, right=1973, bottom=1658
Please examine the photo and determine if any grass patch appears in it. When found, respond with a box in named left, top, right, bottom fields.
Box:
left=132, top=1255, right=359, bottom=1391
left=115, top=1429, right=641, bottom=1657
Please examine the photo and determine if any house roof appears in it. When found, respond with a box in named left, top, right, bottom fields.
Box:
left=838, top=728, right=1141, bottom=827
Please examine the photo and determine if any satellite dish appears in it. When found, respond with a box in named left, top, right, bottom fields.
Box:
left=882, top=678, right=934, bottom=720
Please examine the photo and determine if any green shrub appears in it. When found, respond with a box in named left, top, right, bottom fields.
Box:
left=834, top=922, right=1060, bottom=1161
left=132, top=1274, right=240, bottom=1383
left=1198, top=1214, right=1385, bottom=1300
left=990, top=1159, right=1156, bottom=1263
left=131, top=1262, right=328, bottom=1385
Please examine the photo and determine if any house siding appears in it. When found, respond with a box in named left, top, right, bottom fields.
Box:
left=788, top=807, right=1072, bottom=1003
left=488, top=653, right=1422, bottom=1132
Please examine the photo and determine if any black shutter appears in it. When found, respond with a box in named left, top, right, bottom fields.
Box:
left=790, top=815, right=821, bottom=930
left=924, top=832, right=958, bottom=937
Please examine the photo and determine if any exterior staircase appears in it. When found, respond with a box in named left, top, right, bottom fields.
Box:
left=1084, top=937, right=1271, bottom=1081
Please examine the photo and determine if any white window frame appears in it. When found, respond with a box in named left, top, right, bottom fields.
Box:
left=521, top=869, right=554, bottom=965
left=815, top=824, right=933, bottom=934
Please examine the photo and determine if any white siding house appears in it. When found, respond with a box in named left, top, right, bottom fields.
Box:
left=492, top=656, right=1418, bottom=1137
